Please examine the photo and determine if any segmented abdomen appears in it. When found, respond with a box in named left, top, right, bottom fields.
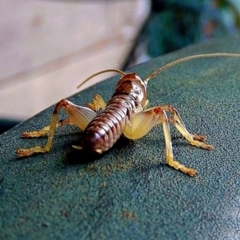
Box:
left=81, top=95, right=135, bottom=154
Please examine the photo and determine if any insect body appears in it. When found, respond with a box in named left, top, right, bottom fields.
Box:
left=81, top=73, right=147, bottom=154
left=17, top=53, right=240, bottom=176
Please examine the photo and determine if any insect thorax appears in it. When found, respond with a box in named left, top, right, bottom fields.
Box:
left=114, top=73, right=147, bottom=108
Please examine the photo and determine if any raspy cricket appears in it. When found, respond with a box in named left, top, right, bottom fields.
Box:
left=17, top=53, right=240, bottom=176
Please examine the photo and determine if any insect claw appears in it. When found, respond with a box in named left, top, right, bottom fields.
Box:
left=192, top=134, right=207, bottom=142
left=17, top=148, right=34, bottom=157
left=21, top=132, right=31, bottom=138
left=205, top=144, right=214, bottom=151
left=182, top=167, right=197, bottom=177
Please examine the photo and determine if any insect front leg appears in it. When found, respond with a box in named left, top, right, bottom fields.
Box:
left=21, top=119, right=74, bottom=138
left=87, top=94, right=106, bottom=111
left=124, top=107, right=204, bottom=176
left=17, top=99, right=96, bottom=157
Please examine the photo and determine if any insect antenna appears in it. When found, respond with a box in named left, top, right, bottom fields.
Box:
left=144, top=53, right=240, bottom=84
left=77, top=69, right=126, bottom=89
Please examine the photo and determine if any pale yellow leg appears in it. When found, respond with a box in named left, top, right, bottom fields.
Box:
left=17, top=99, right=96, bottom=157
left=161, top=105, right=213, bottom=150
left=123, top=106, right=208, bottom=176
left=123, top=107, right=160, bottom=140
left=87, top=94, right=106, bottom=111
left=21, top=119, right=74, bottom=138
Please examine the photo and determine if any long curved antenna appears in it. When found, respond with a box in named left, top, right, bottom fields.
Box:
left=77, top=69, right=126, bottom=89
left=144, top=53, right=240, bottom=84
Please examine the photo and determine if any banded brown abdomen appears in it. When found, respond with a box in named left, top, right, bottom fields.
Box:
left=81, top=95, right=135, bottom=154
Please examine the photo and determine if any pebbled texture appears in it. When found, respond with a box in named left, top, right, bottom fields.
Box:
left=1, top=35, right=240, bottom=239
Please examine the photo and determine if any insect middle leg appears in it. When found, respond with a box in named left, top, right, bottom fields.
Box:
left=123, top=106, right=213, bottom=176
left=160, top=105, right=214, bottom=149
left=17, top=99, right=96, bottom=157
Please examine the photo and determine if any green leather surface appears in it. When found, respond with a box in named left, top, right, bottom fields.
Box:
left=1, top=35, right=240, bottom=239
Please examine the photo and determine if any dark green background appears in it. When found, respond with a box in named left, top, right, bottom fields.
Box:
left=1, top=35, right=240, bottom=239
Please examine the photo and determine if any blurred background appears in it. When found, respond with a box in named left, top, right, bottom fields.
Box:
left=0, top=0, right=240, bottom=133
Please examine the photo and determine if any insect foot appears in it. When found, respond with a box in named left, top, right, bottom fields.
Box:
left=167, top=157, right=197, bottom=177
left=17, top=146, right=50, bottom=157
left=17, top=148, right=36, bottom=157
left=182, top=167, right=197, bottom=177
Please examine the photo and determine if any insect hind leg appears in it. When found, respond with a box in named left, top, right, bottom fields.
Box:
left=17, top=99, right=96, bottom=157
left=123, top=107, right=198, bottom=176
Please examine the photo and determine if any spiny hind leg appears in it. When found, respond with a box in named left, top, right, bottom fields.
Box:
left=87, top=94, right=106, bottom=111
left=123, top=107, right=198, bottom=176
left=161, top=105, right=214, bottom=150
left=17, top=99, right=96, bottom=157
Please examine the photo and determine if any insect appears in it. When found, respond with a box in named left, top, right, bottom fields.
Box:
left=17, top=53, right=240, bottom=176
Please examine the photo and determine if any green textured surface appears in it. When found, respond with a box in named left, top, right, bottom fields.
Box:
left=1, top=35, right=240, bottom=239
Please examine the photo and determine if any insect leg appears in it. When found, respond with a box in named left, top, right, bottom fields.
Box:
left=17, top=99, right=96, bottom=157
left=123, top=107, right=197, bottom=176
left=87, top=94, right=106, bottom=111
left=21, top=119, right=74, bottom=138
left=161, top=105, right=214, bottom=150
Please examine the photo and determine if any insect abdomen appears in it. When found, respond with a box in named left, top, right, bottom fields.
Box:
left=81, top=95, right=134, bottom=154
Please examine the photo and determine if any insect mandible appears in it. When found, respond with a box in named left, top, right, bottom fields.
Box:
left=17, top=53, right=240, bottom=176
